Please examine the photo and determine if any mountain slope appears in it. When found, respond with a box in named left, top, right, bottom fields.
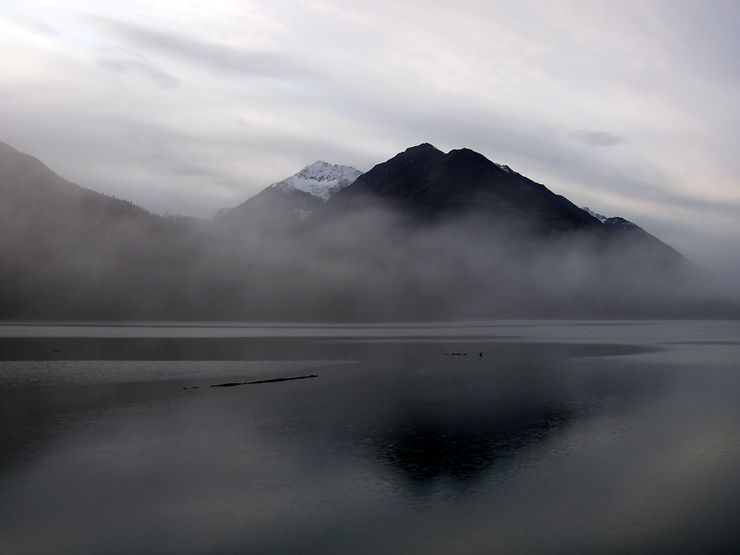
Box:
left=316, top=144, right=694, bottom=274
left=323, top=143, right=604, bottom=235
left=217, top=161, right=362, bottom=229
left=216, top=186, right=324, bottom=229
left=0, top=141, right=197, bottom=318
left=0, top=141, right=165, bottom=240
left=270, top=160, right=362, bottom=200
left=1, top=141, right=152, bottom=209
left=306, top=144, right=704, bottom=311
left=581, top=206, right=687, bottom=269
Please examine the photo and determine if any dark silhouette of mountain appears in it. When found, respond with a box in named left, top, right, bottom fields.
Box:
left=323, top=143, right=605, bottom=235
left=313, top=144, right=694, bottom=275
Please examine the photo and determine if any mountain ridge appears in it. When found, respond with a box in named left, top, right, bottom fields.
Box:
left=269, top=160, right=362, bottom=200
left=0, top=141, right=163, bottom=237
left=216, top=159, right=362, bottom=228
left=322, top=143, right=606, bottom=237
left=1, top=138, right=731, bottom=319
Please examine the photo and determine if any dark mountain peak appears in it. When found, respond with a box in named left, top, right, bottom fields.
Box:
left=328, top=143, right=601, bottom=234
left=447, top=146, right=484, bottom=160
left=445, top=147, right=499, bottom=175
left=406, top=142, right=441, bottom=153
left=331, top=143, right=447, bottom=201
left=384, top=143, right=445, bottom=166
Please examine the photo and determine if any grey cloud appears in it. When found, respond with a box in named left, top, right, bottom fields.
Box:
left=570, top=130, right=625, bottom=147
left=617, top=179, right=740, bottom=221
left=89, top=15, right=319, bottom=81
left=652, top=0, right=740, bottom=84
left=97, top=56, right=180, bottom=89
left=168, top=165, right=219, bottom=177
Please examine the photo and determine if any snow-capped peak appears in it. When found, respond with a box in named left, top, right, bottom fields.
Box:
left=270, top=161, right=362, bottom=201
left=581, top=206, right=608, bottom=223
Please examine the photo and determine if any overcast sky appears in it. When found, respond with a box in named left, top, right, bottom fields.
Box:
left=1, top=0, right=739, bottom=277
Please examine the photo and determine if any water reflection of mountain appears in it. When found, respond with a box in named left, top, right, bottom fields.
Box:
left=370, top=405, right=574, bottom=490
left=0, top=337, right=660, bottom=504
left=288, top=339, right=663, bottom=498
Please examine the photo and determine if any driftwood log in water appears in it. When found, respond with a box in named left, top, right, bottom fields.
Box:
left=209, top=374, right=318, bottom=388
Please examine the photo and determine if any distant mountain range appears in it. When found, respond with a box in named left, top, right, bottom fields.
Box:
left=0, top=139, right=730, bottom=319
left=218, top=143, right=686, bottom=270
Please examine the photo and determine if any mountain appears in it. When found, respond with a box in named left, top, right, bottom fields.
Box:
left=322, top=143, right=605, bottom=236
left=581, top=206, right=687, bottom=268
left=308, top=143, right=700, bottom=311
left=581, top=206, right=608, bottom=223
left=309, top=144, right=689, bottom=272
left=0, top=139, right=731, bottom=319
left=0, top=141, right=159, bottom=234
left=0, top=141, right=200, bottom=318
left=216, top=186, right=324, bottom=229
left=270, top=160, right=362, bottom=200
left=217, top=161, right=361, bottom=229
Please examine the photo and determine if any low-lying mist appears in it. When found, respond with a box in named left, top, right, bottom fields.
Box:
left=1, top=197, right=735, bottom=321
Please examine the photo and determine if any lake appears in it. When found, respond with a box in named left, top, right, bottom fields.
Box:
left=1, top=320, right=739, bottom=554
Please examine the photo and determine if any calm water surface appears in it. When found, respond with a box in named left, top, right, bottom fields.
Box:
left=1, top=320, right=739, bottom=554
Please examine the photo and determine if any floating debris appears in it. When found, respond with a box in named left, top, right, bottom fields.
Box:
left=209, top=374, right=318, bottom=388
left=443, top=352, right=467, bottom=356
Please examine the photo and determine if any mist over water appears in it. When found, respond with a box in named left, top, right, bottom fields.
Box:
left=2, top=321, right=740, bottom=554
left=1, top=198, right=736, bottom=320
left=2, top=138, right=737, bottom=320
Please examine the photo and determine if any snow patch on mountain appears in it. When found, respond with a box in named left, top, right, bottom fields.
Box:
left=494, top=162, right=514, bottom=173
left=270, top=161, right=362, bottom=201
left=582, top=207, right=643, bottom=231
left=581, top=206, right=608, bottom=223
left=602, top=216, right=640, bottom=230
